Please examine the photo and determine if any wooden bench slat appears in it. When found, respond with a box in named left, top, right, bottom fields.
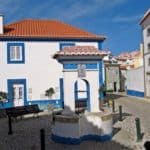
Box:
left=5, top=104, right=42, bottom=118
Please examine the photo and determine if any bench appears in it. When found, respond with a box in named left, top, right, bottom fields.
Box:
left=5, top=104, right=43, bottom=118
left=5, top=104, right=43, bottom=135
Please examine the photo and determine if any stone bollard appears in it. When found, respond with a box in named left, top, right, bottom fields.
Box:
left=144, top=141, right=150, bottom=150
left=8, top=116, right=13, bottom=135
left=40, top=128, right=45, bottom=150
left=119, top=105, right=122, bottom=121
left=135, top=118, right=142, bottom=142
left=112, top=100, right=115, bottom=113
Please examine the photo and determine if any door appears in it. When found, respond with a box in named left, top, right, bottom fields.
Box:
left=114, top=82, right=117, bottom=92
left=12, top=84, right=24, bottom=107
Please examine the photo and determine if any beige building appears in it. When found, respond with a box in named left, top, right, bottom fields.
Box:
left=140, top=9, right=150, bottom=98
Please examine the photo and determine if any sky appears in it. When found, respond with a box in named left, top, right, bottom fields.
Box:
left=0, top=0, right=150, bottom=55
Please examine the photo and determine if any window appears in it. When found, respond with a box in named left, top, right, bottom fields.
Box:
left=10, top=46, right=22, bottom=61
left=7, top=43, right=25, bottom=64
left=147, top=28, right=150, bottom=36
left=59, top=42, right=75, bottom=50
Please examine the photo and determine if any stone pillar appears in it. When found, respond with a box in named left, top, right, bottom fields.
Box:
left=88, top=72, right=100, bottom=112
left=62, top=71, right=76, bottom=115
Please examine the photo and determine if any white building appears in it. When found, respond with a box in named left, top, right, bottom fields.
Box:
left=0, top=16, right=106, bottom=109
left=140, top=9, right=150, bottom=98
left=127, top=67, right=144, bottom=97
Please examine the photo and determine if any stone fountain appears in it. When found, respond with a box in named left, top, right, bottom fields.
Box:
left=51, top=46, right=113, bottom=144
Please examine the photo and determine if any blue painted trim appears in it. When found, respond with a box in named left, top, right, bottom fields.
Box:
left=0, top=102, right=12, bottom=109
left=86, top=63, right=97, bottom=69
left=51, top=134, right=80, bottom=145
left=63, top=64, right=77, bottom=69
left=51, top=133, right=112, bottom=145
left=0, top=37, right=104, bottom=42
left=86, top=80, right=91, bottom=112
left=7, top=43, right=25, bottom=64
left=127, top=89, right=144, bottom=98
left=7, top=79, right=27, bottom=107
left=99, top=60, right=104, bottom=100
left=81, top=134, right=112, bottom=142
left=60, top=78, right=64, bottom=108
left=74, top=81, right=78, bottom=100
left=28, top=99, right=62, bottom=110
left=63, top=63, right=98, bottom=70
left=98, top=41, right=103, bottom=50
left=59, top=42, right=75, bottom=50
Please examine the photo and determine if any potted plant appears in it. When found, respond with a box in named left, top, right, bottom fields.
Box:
left=45, top=87, right=55, bottom=99
left=0, top=91, right=7, bottom=106
left=99, top=83, right=106, bottom=96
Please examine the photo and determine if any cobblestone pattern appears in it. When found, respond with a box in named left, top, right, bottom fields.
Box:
left=107, top=94, right=150, bottom=150
left=0, top=112, right=131, bottom=150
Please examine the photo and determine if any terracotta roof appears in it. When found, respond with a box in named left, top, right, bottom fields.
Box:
left=120, top=64, right=135, bottom=70
left=130, top=50, right=141, bottom=57
left=140, top=8, right=150, bottom=25
left=54, top=46, right=108, bottom=58
left=0, top=19, right=105, bottom=40
left=116, top=50, right=141, bottom=60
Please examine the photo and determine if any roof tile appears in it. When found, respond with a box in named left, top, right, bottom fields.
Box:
left=54, top=46, right=108, bottom=57
left=1, top=19, right=106, bottom=40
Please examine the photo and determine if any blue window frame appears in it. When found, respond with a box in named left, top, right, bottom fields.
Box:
left=7, top=43, right=25, bottom=64
left=59, top=42, right=75, bottom=50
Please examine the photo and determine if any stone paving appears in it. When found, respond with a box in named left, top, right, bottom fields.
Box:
left=0, top=111, right=130, bottom=150
left=0, top=94, right=150, bottom=150
left=106, top=93, right=150, bottom=150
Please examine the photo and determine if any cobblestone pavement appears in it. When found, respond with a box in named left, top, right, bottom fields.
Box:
left=106, top=93, right=150, bottom=150
left=0, top=112, right=130, bottom=150
left=0, top=95, right=150, bottom=150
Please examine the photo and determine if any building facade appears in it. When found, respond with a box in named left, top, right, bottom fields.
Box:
left=0, top=16, right=106, bottom=109
left=127, top=66, right=144, bottom=97
left=105, top=64, right=120, bottom=92
left=140, top=9, right=150, bottom=98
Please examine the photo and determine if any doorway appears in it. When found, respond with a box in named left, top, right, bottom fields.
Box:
left=12, top=84, right=24, bottom=106
left=114, top=82, right=117, bottom=92
left=74, top=79, right=90, bottom=113
left=7, top=79, right=27, bottom=107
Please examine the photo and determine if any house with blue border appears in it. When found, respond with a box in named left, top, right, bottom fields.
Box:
left=0, top=15, right=106, bottom=110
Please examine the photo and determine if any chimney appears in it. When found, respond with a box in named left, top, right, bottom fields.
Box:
left=0, top=15, right=4, bottom=34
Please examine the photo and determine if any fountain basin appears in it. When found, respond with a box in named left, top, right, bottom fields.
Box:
left=51, top=112, right=113, bottom=144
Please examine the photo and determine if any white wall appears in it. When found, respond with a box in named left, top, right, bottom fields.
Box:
left=127, top=67, right=144, bottom=92
left=63, top=69, right=100, bottom=113
left=141, top=14, right=150, bottom=97
left=0, top=41, right=98, bottom=102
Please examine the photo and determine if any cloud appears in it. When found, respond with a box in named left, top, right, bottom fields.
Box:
left=112, top=14, right=143, bottom=23
left=0, top=0, right=129, bottom=23
left=52, top=0, right=129, bottom=21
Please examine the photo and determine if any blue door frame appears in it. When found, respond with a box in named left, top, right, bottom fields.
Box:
left=74, top=79, right=90, bottom=112
left=7, top=79, right=27, bottom=107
